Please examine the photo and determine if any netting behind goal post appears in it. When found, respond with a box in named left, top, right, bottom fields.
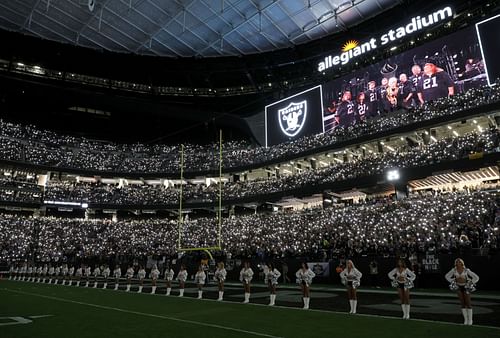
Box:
left=177, top=131, right=223, bottom=257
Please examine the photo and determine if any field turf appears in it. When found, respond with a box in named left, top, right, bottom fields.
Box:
left=1, top=280, right=499, bottom=338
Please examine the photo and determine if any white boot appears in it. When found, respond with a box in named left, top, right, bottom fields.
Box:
left=269, top=294, right=276, bottom=306
left=151, top=286, right=157, bottom=294
left=462, top=308, right=468, bottom=325
left=304, top=297, right=310, bottom=310
left=76, top=281, right=80, bottom=287
left=62, top=280, right=66, bottom=285
left=401, top=304, right=406, bottom=319
left=114, top=284, right=119, bottom=290
left=138, top=286, right=143, bottom=293
left=69, top=280, right=73, bottom=286
left=198, top=290, right=203, bottom=299
left=166, top=288, right=171, bottom=296
left=103, top=283, right=107, bottom=289
left=85, top=281, right=89, bottom=287
left=349, top=300, right=354, bottom=313
left=405, top=304, right=410, bottom=319
left=179, top=289, right=184, bottom=297
left=48, top=279, right=52, bottom=284
left=243, top=292, right=250, bottom=303
left=126, top=284, right=131, bottom=292
left=467, top=308, right=473, bottom=325
left=218, top=291, right=223, bottom=301
left=353, top=300, right=358, bottom=314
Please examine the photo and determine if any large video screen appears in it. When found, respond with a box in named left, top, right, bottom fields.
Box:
left=322, top=25, right=487, bottom=132
left=260, top=14, right=496, bottom=146
left=265, top=85, right=324, bottom=147
left=476, top=14, right=500, bottom=86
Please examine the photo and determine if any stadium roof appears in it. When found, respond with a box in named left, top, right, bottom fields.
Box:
left=0, top=0, right=398, bottom=57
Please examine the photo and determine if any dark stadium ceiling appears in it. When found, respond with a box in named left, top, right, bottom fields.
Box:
left=0, top=0, right=399, bottom=57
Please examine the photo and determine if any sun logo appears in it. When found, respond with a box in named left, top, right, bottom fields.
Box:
left=342, top=40, right=359, bottom=52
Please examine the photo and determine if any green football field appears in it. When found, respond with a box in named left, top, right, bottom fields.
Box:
left=1, top=280, right=499, bottom=338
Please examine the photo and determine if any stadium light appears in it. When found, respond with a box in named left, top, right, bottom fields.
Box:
left=386, top=169, right=400, bottom=181
left=81, top=203, right=89, bottom=208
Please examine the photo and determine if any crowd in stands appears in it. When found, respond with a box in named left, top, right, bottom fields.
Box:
left=35, top=127, right=500, bottom=205
left=0, top=82, right=499, bottom=174
left=0, top=189, right=498, bottom=263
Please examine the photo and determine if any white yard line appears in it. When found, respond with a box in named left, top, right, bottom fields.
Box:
left=2, top=288, right=284, bottom=338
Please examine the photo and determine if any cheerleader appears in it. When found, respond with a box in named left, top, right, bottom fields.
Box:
left=12, top=265, right=19, bottom=280
left=41, top=264, right=48, bottom=283
left=137, top=266, right=146, bottom=293
left=54, top=265, right=61, bottom=284
left=296, top=262, right=315, bottom=309
left=164, top=266, right=175, bottom=296
left=35, top=265, right=42, bottom=282
left=48, top=265, right=55, bottom=284
left=150, top=264, right=160, bottom=294
left=61, top=264, right=69, bottom=285
left=84, top=265, right=92, bottom=287
left=102, top=265, right=111, bottom=289
left=177, top=264, right=188, bottom=297
left=19, top=264, right=26, bottom=281
left=194, top=265, right=206, bottom=299
left=68, top=265, right=75, bottom=286
left=26, top=265, right=33, bottom=282
left=265, top=263, right=281, bottom=306
left=388, top=259, right=416, bottom=319
left=93, top=265, right=101, bottom=288
left=125, top=265, right=135, bottom=292
left=445, top=258, right=480, bottom=325
left=340, top=260, right=362, bottom=314
left=113, top=265, right=122, bottom=290
left=75, top=265, right=83, bottom=286
left=214, top=262, right=227, bottom=301
left=239, top=262, right=254, bottom=303
left=8, top=265, right=14, bottom=280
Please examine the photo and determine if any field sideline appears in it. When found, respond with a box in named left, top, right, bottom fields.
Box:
left=1, top=280, right=499, bottom=338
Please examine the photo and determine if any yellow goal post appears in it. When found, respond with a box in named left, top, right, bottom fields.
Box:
left=177, top=130, right=223, bottom=258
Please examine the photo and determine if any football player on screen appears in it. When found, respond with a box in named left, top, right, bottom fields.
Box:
left=398, top=73, right=413, bottom=109
left=377, top=77, right=389, bottom=113
left=417, top=62, right=454, bottom=104
left=336, top=91, right=357, bottom=127
left=356, top=92, right=368, bottom=122
left=364, top=81, right=379, bottom=118
left=409, top=64, right=423, bottom=106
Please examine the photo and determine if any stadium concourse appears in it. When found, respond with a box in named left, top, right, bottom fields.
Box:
left=2, top=0, right=500, bottom=337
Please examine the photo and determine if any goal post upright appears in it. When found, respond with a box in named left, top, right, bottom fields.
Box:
left=218, top=129, right=222, bottom=249
left=176, top=132, right=223, bottom=255
left=177, top=144, right=184, bottom=250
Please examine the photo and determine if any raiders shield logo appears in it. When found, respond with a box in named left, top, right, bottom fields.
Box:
left=278, top=101, right=307, bottom=137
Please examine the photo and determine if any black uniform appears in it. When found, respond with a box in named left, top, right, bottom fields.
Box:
left=336, top=100, right=357, bottom=127
left=378, top=86, right=388, bottom=113
left=356, top=102, right=368, bottom=121
left=364, top=88, right=379, bottom=118
left=409, top=74, right=422, bottom=106
left=417, top=71, right=454, bottom=102
left=398, top=80, right=413, bottom=108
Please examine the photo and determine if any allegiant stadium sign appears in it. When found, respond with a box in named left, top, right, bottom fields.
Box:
left=317, top=6, right=454, bottom=72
